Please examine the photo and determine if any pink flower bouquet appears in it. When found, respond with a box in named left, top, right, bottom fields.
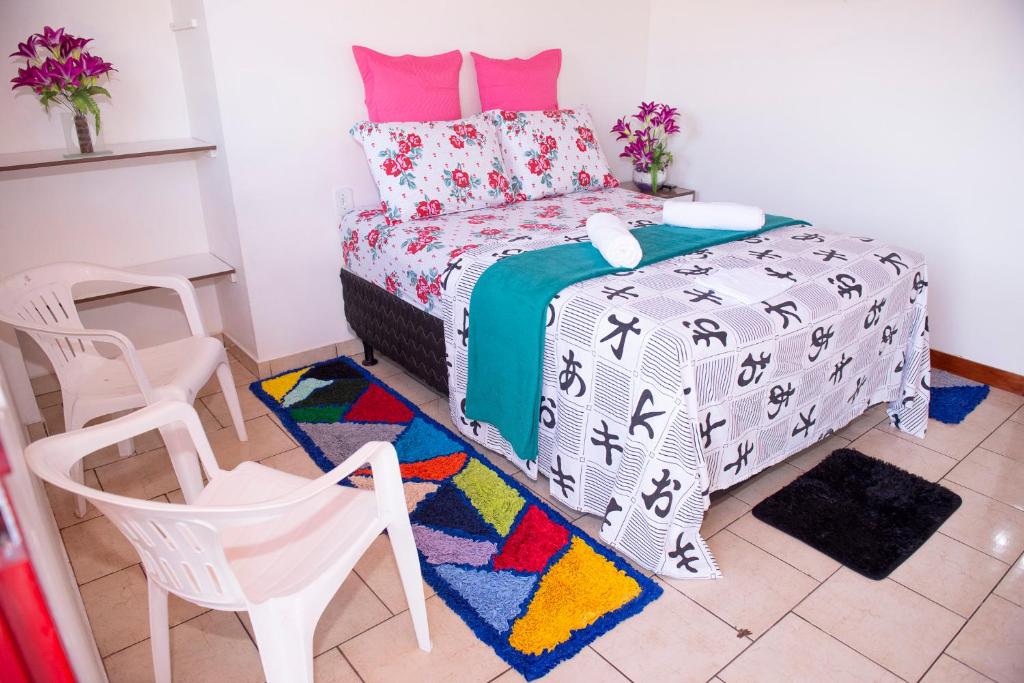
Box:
left=612, top=102, right=680, bottom=193
left=9, top=26, right=115, bottom=152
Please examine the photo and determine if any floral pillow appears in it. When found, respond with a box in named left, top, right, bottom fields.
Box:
left=491, top=108, right=618, bottom=201
left=351, top=113, right=519, bottom=222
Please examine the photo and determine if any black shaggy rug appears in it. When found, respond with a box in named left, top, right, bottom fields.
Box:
left=751, top=449, right=962, bottom=580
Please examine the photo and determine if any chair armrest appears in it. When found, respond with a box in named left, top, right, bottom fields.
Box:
left=195, top=442, right=403, bottom=528
left=76, top=264, right=207, bottom=336
left=0, top=314, right=155, bottom=400
left=263, top=441, right=398, bottom=508
left=26, top=400, right=221, bottom=484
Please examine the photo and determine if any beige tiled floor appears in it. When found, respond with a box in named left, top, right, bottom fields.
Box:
left=37, top=351, right=1024, bottom=682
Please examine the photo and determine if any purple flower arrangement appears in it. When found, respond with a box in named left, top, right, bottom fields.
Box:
left=9, top=26, right=115, bottom=151
left=612, top=102, right=680, bottom=193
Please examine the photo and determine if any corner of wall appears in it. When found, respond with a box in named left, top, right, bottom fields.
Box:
left=169, top=0, right=259, bottom=356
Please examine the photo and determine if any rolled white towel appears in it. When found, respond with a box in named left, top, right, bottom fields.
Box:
left=663, top=199, right=766, bottom=231
left=586, top=212, right=642, bottom=269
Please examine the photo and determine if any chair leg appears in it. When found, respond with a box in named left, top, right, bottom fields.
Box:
left=158, top=423, right=205, bottom=503
left=70, top=459, right=88, bottom=518
left=215, top=363, right=248, bottom=442
left=64, top=409, right=89, bottom=518
left=248, top=602, right=315, bottom=683
left=148, top=580, right=172, bottom=683
left=117, top=437, right=135, bottom=457
left=388, top=521, right=432, bottom=652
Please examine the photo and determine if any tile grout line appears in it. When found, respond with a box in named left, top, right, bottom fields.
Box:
left=934, top=398, right=1018, bottom=480
left=336, top=645, right=368, bottom=683
left=100, top=605, right=213, bottom=662
left=939, top=405, right=1023, bottom=509
left=588, top=644, right=636, bottom=682
left=886, top=535, right=1010, bottom=619
left=654, top=573, right=757, bottom=647
left=710, top=493, right=1019, bottom=682
left=940, top=653, right=1001, bottom=682
left=707, top=521, right=830, bottom=586
left=913, top=545, right=1023, bottom=683
left=790, top=611, right=911, bottom=682
left=348, top=571, right=394, bottom=625
left=938, top=476, right=1022, bottom=512
left=785, top=574, right=908, bottom=682
left=234, top=612, right=258, bottom=649
left=331, top=593, right=433, bottom=652
left=708, top=486, right=1004, bottom=678
left=351, top=565, right=398, bottom=619
left=74, top=560, right=144, bottom=591
left=934, top=528, right=1020, bottom=565
left=874, top=396, right=1020, bottom=465
left=881, top=572, right=977, bottom=622
left=707, top=564, right=846, bottom=682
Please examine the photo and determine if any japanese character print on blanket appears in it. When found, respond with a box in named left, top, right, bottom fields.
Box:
left=442, top=202, right=930, bottom=579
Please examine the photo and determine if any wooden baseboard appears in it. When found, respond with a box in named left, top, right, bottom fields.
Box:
left=932, top=349, right=1024, bottom=396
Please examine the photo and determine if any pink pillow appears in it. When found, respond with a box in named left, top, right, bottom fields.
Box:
left=471, top=49, right=561, bottom=112
left=352, top=46, right=462, bottom=122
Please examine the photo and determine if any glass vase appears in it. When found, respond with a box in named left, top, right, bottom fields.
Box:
left=59, top=111, right=109, bottom=157
left=632, top=165, right=670, bottom=194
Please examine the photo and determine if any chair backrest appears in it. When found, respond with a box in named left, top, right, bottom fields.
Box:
left=0, top=263, right=99, bottom=380
left=90, top=497, right=249, bottom=607
left=43, top=475, right=251, bottom=608
left=25, top=400, right=255, bottom=609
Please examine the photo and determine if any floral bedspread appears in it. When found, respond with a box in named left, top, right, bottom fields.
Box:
left=340, top=187, right=666, bottom=315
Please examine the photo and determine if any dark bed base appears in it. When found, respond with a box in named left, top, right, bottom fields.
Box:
left=340, top=269, right=449, bottom=395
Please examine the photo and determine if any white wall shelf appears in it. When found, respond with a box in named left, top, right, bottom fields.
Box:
left=73, top=252, right=236, bottom=303
left=0, top=138, right=216, bottom=173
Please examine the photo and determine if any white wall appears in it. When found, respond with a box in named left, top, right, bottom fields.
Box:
left=170, top=0, right=258, bottom=355
left=197, top=0, right=652, bottom=361
left=647, top=0, right=1024, bottom=374
left=4, top=0, right=1019, bottom=375
left=0, top=0, right=223, bottom=375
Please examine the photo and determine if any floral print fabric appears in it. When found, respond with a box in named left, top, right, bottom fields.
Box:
left=340, top=187, right=664, bottom=314
left=491, top=108, right=618, bottom=201
left=351, top=113, right=515, bottom=224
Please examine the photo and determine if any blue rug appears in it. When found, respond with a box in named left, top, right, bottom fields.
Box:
left=929, top=370, right=990, bottom=425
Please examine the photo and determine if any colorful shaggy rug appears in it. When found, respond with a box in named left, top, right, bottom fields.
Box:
left=929, top=370, right=990, bottom=425
left=251, top=356, right=661, bottom=680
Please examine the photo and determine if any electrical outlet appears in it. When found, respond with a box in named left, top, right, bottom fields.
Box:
left=333, top=187, right=354, bottom=221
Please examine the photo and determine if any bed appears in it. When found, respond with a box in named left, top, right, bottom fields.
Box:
left=339, top=188, right=668, bottom=392
left=339, top=186, right=931, bottom=578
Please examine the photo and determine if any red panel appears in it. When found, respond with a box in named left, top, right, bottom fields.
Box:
left=0, top=608, right=31, bottom=683
left=0, top=437, right=76, bottom=683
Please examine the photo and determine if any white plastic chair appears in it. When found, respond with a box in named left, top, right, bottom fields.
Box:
left=26, top=399, right=431, bottom=683
left=0, top=262, right=248, bottom=515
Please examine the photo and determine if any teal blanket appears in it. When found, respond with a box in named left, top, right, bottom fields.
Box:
left=464, top=215, right=808, bottom=461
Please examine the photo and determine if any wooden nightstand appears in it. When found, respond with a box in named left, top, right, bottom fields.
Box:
left=620, top=180, right=696, bottom=201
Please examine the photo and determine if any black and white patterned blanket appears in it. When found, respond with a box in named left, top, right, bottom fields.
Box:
left=442, top=214, right=930, bottom=579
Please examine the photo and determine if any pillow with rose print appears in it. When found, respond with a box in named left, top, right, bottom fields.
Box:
left=351, top=113, right=518, bottom=222
left=491, top=108, right=618, bottom=201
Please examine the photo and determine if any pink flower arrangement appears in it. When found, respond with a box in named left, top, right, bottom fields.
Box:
left=9, top=26, right=115, bottom=131
left=612, top=102, right=680, bottom=193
